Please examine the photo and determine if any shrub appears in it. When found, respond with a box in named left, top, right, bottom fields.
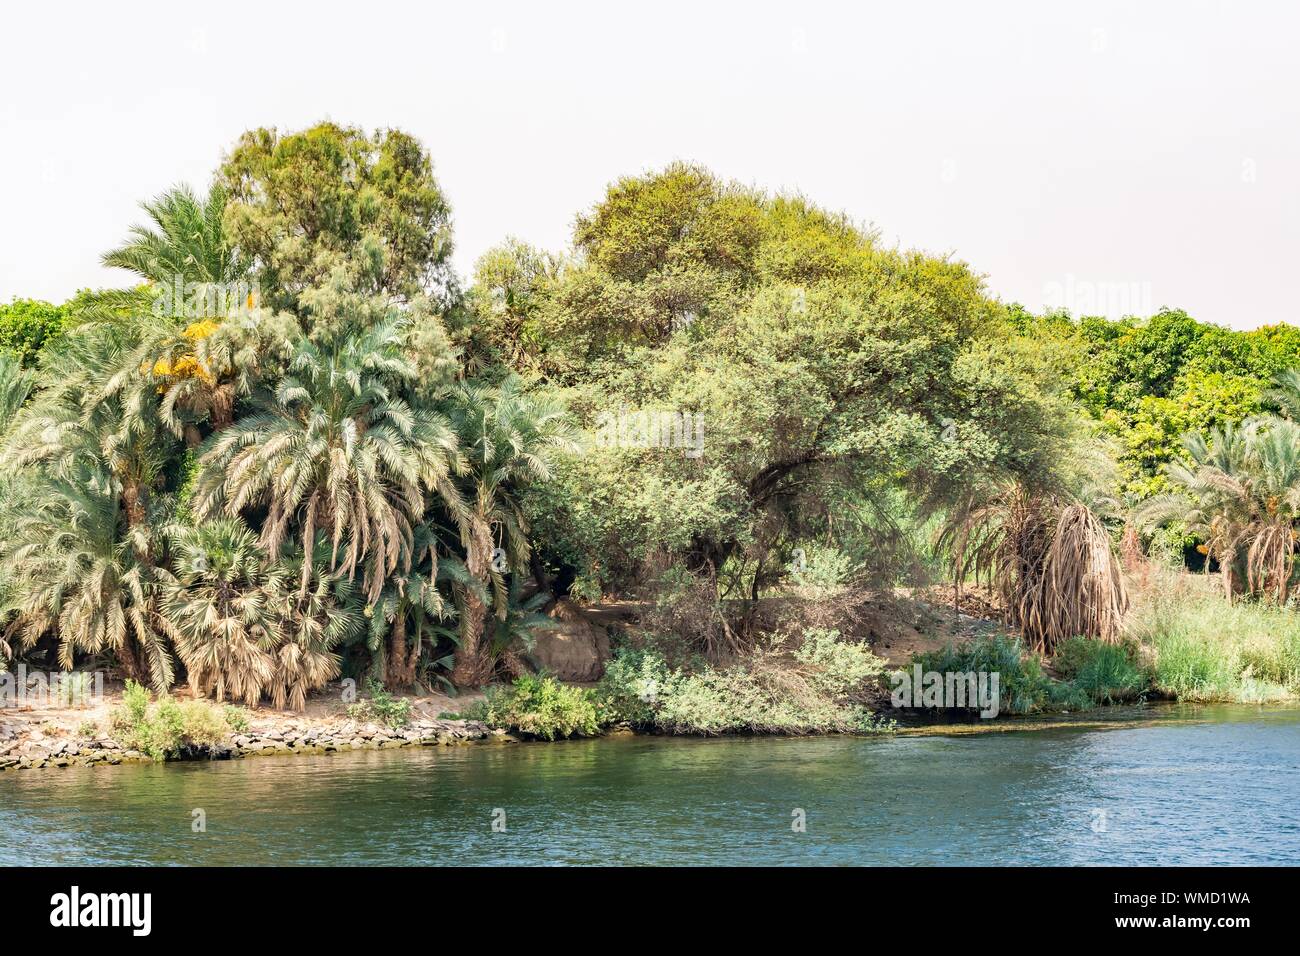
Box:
left=597, top=630, right=892, bottom=735
left=1053, top=636, right=1150, bottom=705
left=223, top=705, right=251, bottom=733
left=347, top=678, right=412, bottom=728
left=475, top=674, right=600, bottom=740
left=109, top=681, right=236, bottom=761
left=912, top=634, right=1059, bottom=716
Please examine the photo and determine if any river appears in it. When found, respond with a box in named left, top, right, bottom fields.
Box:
left=2, top=704, right=1297, bottom=865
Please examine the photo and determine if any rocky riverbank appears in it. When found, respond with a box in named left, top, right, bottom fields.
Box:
left=0, top=714, right=502, bottom=771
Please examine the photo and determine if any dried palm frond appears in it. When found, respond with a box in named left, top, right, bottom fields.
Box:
left=940, top=487, right=1128, bottom=654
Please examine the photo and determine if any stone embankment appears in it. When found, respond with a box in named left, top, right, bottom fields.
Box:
left=0, top=716, right=501, bottom=771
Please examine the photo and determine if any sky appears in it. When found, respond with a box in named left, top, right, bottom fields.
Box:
left=2, top=0, right=1297, bottom=329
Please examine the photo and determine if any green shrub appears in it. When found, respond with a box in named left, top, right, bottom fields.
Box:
left=1053, top=637, right=1150, bottom=705
left=912, top=634, right=1058, bottom=716
left=347, top=678, right=412, bottom=728
left=476, top=674, right=600, bottom=740
left=223, top=705, right=251, bottom=733
left=597, top=630, right=892, bottom=736
left=109, top=681, right=236, bottom=761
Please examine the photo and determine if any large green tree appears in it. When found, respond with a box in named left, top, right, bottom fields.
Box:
left=481, top=165, right=1077, bottom=602
left=219, top=122, right=456, bottom=308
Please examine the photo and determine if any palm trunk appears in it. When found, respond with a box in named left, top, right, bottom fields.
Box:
left=115, top=634, right=149, bottom=686
left=451, top=519, right=493, bottom=688
left=385, top=612, right=420, bottom=689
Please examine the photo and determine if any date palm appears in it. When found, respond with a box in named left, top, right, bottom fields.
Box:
left=95, top=182, right=261, bottom=439
left=1141, top=418, right=1300, bottom=602
left=367, top=540, right=455, bottom=689
left=192, top=319, right=464, bottom=608
left=0, top=475, right=173, bottom=689
left=272, top=538, right=361, bottom=710
left=158, top=518, right=286, bottom=707
left=444, top=376, right=575, bottom=685
left=97, top=182, right=242, bottom=313
left=3, top=323, right=172, bottom=534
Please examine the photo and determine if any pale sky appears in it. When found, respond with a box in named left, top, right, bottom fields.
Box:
left=2, top=0, right=1297, bottom=329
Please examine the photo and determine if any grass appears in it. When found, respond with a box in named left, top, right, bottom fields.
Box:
left=911, top=634, right=1084, bottom=716
left=1126, top=573, right=1300, bottom=703
left=1053, top=636, right=1149, bottom=705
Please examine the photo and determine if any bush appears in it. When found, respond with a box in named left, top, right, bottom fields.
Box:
left=1126, top=579, right=1300, bottom=702
left=347, top=678, right=412, bottom=728
left=476, top=674, right=600, bottom=740
left=597, top=630, right=892, bottom=735
left=912, top=634, right=1059, bottom=716
left=1053, top=636, right=1150, bottom=705
left=109, top=681, right=236, bottom=761
left=223, top=705, right=251, bottom=733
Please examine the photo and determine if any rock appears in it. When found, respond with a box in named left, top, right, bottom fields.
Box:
left=531, top=599, right=611, bottom=681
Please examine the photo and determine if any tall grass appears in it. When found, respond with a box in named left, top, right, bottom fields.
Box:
left=1126, top=572, right=1300, bottom=702
left=1053, top=636, right=1149, bottom=705
left=913, top=634, right=1091, bottom=715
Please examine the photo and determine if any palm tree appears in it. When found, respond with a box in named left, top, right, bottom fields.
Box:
left=271, top=537, right=361, bottom=710
left=366, top=525, right=456, bottom=689
left=94, top=182, right=261, bottom=440
left=3, top=323, right=173, bottom=535
left=0, top=355, right=35, bottom=432
left=444, top=376, right=574, bottom=685
left=1141, top=417, right=1300, bottom=603
left=0, top=475, right=173, bottom=688
left=939, top=483, right=1128, bottom=653
left=101, top=183, right=241, bottom=297
left=158, top=518, right=286, bottom=706
left=191, top=319, right=464, bottom=609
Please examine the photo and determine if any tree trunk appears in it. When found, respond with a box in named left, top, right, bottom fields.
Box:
left=115, top=635, right=149, bottom=686
left=451, top=520, right=493, bottom=688
left=385, top=613, right=420, bottom=689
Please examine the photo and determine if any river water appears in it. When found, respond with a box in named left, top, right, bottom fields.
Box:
left=2, top=704, right=1297, bottom=865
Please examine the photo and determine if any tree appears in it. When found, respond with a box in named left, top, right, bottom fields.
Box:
left=1140, top=413, right=1300, bottom=603
left=365, top=523, right=456, bottom=690
left=102, top=183, right=242, bottom=291
left=219, top=122, right=455, bottom=307
left=0, top=298, right=71, bottom=366
left=159, top=518, right=286, bottom=706
left=496, top=165, right=1075, bottom=608
left=0, top=476, right=173, bottom=688
left=191, top=319, right=464, bottom=609
left=445, top=376, right=574, bottom=686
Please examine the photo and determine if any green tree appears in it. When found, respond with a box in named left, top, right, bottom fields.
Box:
left=192, top=319, right=464, bottom=608
left=445, top=376, right=574, bottom=686
left=495, top=165, right=1075, bottom=606
left=0, top=298, right=70, bottom=365
left=219, top=122, right=455, bottom=307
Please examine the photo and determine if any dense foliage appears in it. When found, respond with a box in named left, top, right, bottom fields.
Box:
left=4, top=120, right=1300, bottom=720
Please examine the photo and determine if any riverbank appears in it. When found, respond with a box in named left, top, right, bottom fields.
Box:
left=0, top=711, right=500, bottom=771
left=5, top=678, right=1293, bottom=773
left=0, top=681, right=501, bottom=772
